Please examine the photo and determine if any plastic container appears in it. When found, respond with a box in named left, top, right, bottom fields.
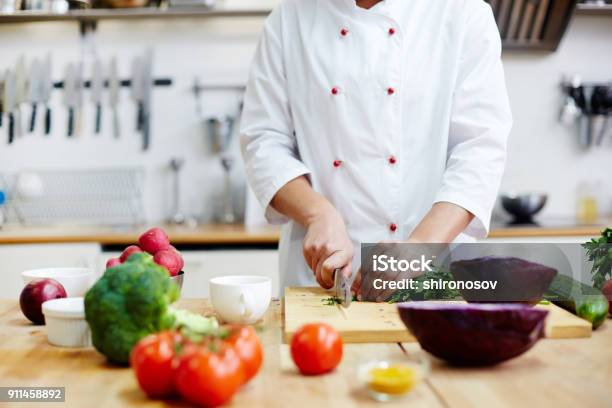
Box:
left=42, top=297, right=92, bottom=348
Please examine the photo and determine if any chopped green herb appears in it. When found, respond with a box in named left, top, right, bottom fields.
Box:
left=322, top=296, right=342, bottom=306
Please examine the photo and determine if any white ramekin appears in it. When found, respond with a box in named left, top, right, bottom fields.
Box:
left=22, top=267, right=94, bottom=297
left=42, top=297, right=92, bottom=348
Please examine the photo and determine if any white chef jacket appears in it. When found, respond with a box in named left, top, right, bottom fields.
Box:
left=240, top=0, right=512, bottom=288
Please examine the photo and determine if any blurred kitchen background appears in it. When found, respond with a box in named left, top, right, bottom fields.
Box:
left=0, top=0, right=610, bottom=298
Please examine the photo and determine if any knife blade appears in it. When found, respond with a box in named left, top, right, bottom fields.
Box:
left=27, top=58, right=41, bottom=133
left=108, top=57, right=121, bottom=139
left=62, top=63, right=76, bottom=137
left=14, top=56, right=27, bottom=138
left=141, top=49, right=153, bottom=151
left=130, top=56, right=144, bottom=132
left=40, top=53, right=53, bottom=135
left=334, top=268, right=352, bottom=308
left=3, top=69, right=16, bottom=144
left=74, top=62, right=84, bottom=137
left=91, top=58, right=104, bottom=134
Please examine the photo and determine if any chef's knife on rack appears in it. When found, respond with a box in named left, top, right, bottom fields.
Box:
left=14, top=57, right=27, bottom=138
left=91, top=58, right=104, bottom=134
left=3, top=70, right=16, bottom=144
left=74, top=63, right=84, bottom=137
left=334, top=268, right=352, bottom=309
left=108, top=57, right=121, bottom=139
left=141, top=49, right=153, bottom=151
left=63, top=63, right=76, bottom=137
left=40, top=54, right=53, bottom=135
left=28, top=58, right=41, bottom=133
left=130, top=56, right=144, bottom=132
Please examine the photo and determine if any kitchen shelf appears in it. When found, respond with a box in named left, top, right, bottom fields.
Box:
left=576, top=3, right=612, bottom=15
left=0, top=7, right=271, bottom=23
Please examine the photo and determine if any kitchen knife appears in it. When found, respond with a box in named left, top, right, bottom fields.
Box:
left=14, top=56, right=27, bottom=138
left=27, top=58, right=41, bottom=133
left=40, top=53, right=53, bottom=135
left=3, top=70, right=16, bottom=144
left=0, top=74, right=4, bottom=128
left=74, top=62, right=84, bottom=137
left=91, top=58, right=104, bottom=134
left=141, top=49, right=153, bottom=151
left=334, top=268, right=352, bottom=309
left=108, top=57, right=121, bottom=139
left=130, top=56, right=144, bottom=132
left=63, top=63, right=76, bottom=137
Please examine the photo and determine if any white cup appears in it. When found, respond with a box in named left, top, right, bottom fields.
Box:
left=209, top=275, right=271, bottom=324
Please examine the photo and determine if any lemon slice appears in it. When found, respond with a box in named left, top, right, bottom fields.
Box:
left=368, top=365, right=416, bottom=395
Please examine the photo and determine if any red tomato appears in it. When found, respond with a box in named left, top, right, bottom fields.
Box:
left=130, top=331, right=182, bottom=398
left=175, top=340, right=245, bottom=407
left=290, top=323, right=343, bottom=375
left=225, top=325, right=263, bottom=383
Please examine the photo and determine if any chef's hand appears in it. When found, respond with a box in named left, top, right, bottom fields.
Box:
left=303, top=207, right=354, bottom=289
left=352, top=242, right=449, bottom=302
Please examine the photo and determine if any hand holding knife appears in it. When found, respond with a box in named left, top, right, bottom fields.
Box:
left=334, top=268, right=352, bottom=308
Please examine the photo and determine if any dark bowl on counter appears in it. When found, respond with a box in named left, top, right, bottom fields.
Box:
left=501, top=193, right=548, bottom=224
left=450, top=257, right=557, bottom=304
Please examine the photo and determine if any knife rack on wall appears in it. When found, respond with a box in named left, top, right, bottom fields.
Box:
left=485, top=0, right=578, bottom=51
left=51, top=78, right=172, bottom=89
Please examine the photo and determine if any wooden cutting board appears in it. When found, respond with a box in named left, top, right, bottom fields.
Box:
left=283, top=287, right=592, bottom=343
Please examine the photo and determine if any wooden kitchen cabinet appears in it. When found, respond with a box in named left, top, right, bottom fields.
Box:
left=0, top=243, right=101, bottom=299
left=101, top=249, right=280, bottom=299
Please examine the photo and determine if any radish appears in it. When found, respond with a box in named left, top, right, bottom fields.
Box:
left=169, top=245, right=185, bottom=272
left=106, top=258, right=122, bottom=269
left=154, top=249, right=182, bottom=276
left=138, top=228, right=170, bottom=255
left=120, top=245, right=143, bottom=263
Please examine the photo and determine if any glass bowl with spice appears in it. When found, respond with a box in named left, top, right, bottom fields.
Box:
left=356, top=351, right=430, bottom=402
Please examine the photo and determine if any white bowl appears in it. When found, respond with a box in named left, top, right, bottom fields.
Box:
left=22, top=268, right=94, bottom=297
left=209, top=275, right=271, bottom=324
left=42, top=297, right=92, bottom=348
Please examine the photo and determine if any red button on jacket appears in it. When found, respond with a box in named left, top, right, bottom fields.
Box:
left=387, top=87, right=395, bottom=95
left=331, top=87, right=339, bottom=95
left=333, top=160, right=342, bottom=168
left=388, top=156, right=397, bottom=165
left=340, top=28, right=349, bottom=36
left=389, top=223, right=397, bottom=232
left=388, top=27, right=396, bottom=35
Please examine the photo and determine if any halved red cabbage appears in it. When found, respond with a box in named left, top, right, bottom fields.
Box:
left=397, top=302, right=548, bottom=366
left=450, top=257, right=557, bottom=304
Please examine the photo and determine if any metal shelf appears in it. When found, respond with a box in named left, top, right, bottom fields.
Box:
left=0, top=7, right=271, bottom=23
left=576, top=3, right=612, bottom=15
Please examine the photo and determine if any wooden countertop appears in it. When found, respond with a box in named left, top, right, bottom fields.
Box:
left=0, top=219, right=608, bottom=245
left=0, top=299, right=610, bottom=407
left=0, top=224, right=281, bottom=246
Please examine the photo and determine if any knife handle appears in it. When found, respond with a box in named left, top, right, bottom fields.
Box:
left=112, top=109, right=120, bottom=139
left=95, top=104, right=102, bottom=134
left=8, top=112, right=14, bottom=144
left=0, top=112, right=3, bottom=128
left=142, top=110, right=150, bottom=151
left=29, top=103, right=37, bottom=133
left=136, top=102, right=144, bottom=131
left=44, top=106, right=51, bottom=135
left=67, top=108, right=74, bottom=137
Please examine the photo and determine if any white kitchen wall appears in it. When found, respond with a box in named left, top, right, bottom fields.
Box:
left=0, top=5, right=610, bottom=223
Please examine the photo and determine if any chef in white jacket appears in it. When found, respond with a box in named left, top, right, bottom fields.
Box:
left=240, top=0, right=512, bottom=294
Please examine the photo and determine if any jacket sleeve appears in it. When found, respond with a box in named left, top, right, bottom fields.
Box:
left=434, top=1, right=513, bottom=239
left=239, top=7, right=310, bottom=225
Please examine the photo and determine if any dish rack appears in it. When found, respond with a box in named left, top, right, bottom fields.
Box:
left=0, top=168, right=145, bottom=226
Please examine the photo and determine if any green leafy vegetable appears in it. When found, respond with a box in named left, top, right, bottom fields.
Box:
left=387, top=267, right=461, bottom=303
left=322, top=296, right=342, bottom=306
left=582, top=228, right=612, bottom=290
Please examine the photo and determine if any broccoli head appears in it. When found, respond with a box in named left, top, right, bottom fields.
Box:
left=84, top=252, right=179, bottom=365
